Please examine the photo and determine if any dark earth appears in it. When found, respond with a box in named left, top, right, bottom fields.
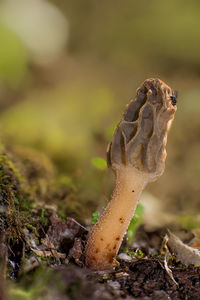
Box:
left=1, top=212, right=200, bottom=300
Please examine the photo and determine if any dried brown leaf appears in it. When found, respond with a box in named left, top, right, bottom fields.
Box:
left=68, top=237, right=83, bottom=264
left=31, top=247, right=66, bottom=259
left=46, top=215, right=87, bottom=251
left=162, top=234, right=178, bottom=285
left=167, top=230, right=200, bottom=266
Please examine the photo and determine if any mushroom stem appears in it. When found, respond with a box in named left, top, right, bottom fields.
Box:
left=85, top=167, right=148, bottom=270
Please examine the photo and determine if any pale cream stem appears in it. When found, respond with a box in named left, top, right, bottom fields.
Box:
left=85, top=167, right=148, bottom=270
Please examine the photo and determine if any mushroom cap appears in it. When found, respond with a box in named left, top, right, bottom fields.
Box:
left=107, top=78, right=177, bottom=180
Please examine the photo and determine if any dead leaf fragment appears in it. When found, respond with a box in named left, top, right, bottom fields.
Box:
left=31, top=247, right=66, bottom=259
left=162, top=234, right=178, bottom=285
left=68, top=237, right=83, bottom=265
left=115, top=272, right=129, bottom=278
left=46, top=215, right=87, bottom=252
left=167, top=230, right=200, bottom=266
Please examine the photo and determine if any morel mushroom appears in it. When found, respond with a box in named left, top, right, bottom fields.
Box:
left=85, top=78, right=177, bottom=270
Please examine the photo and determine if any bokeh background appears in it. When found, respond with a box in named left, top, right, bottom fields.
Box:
left=1, top=0, right=200, bottom=227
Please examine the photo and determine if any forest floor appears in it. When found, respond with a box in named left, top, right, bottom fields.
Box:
left=1, top=147, right=200, bottom=300
left=1, top=209, right=200, bottom=300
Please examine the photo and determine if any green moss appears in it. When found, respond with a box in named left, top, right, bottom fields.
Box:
left=0, top=147, right=69, bottom=239
left=124, top=247, right=145, bottom=259
left=54, top=174, right=88, bottom=222
left=150, top=253, right=163, bottom=259
left=0, top=150, right=27, bottom=236
left=11, top=146, right=55, bottom=201
left=0, top=144, right=85, bottom=279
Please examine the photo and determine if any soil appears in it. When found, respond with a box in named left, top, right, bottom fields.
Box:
left=52, top=258, right=200, bottom=300
left=3, top=213, right=200, bottom=300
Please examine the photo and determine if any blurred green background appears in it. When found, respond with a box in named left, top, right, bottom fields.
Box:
left=0, top=0, right=200, bottom=221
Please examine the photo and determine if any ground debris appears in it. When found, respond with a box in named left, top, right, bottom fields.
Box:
left=1, top=145, right=200, bottom=299
left=68, top=237, right=84, bottom=265
left=51, top=265, right=120, bottom=300
left=31, top=247, right=66, bottom=260
left=22, top=255, right=41, bottom=274
left=167, top=230, right=200, bottom=266
left=22, top=213, right=88, bottom=265
left=115, top=272, right=129, bottom=278
left=162, top=234, right=178, bottom=285
left=0, top=231, right=8, bottom=279
left=117, top=252, right=132, bottom=262
left=44, top=213, right=87, bottom=254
